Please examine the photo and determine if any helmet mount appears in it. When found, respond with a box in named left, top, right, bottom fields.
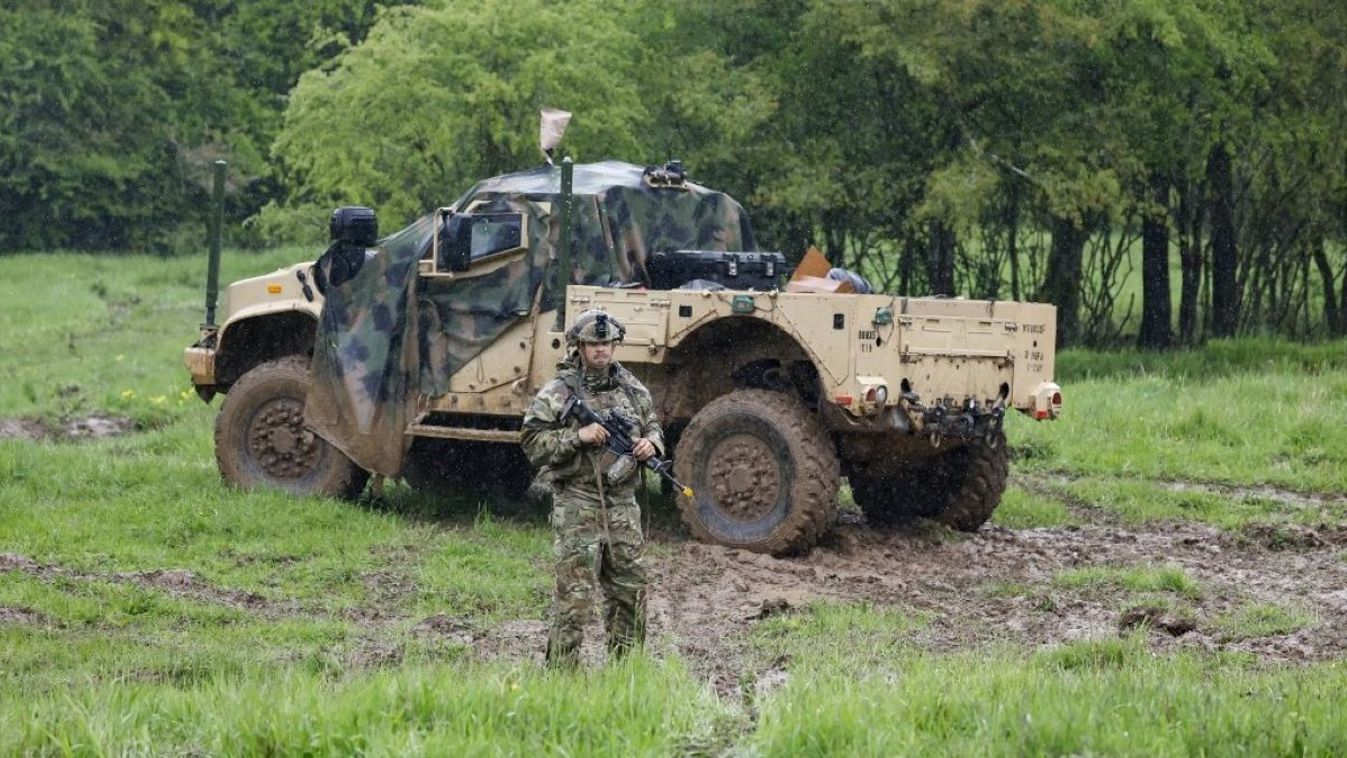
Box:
left=566, top=309, right=626, bottom=347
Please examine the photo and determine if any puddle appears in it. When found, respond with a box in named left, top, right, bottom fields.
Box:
left=0, top=414, right=137, bottom=442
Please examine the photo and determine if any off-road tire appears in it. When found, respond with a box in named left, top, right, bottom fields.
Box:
left=215, top=356, right=368, bottom=499
left=675, top=389, right=839, bottom=554
left=850, top=430, right=1008, bottom=531
left=933, top=432, right=1009, bottom=530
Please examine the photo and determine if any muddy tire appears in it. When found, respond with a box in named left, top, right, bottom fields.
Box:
left=933, top=432, right=1009, bottom=530
left=850, top=430, right=1008, bottom=531
left=214, top=356, right=368, bottom=499
left=675, top=390, right=838, bottom=554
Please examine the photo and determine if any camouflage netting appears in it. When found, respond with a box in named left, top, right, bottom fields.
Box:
left=305, top=160, right=755, bottom=477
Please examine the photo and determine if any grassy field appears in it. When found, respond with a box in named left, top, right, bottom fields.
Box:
left=2, top=250, right=1346, bottom=754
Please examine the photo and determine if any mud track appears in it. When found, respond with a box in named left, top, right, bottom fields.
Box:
left=0, top=414, right=136, bottom=442
left=465, top=509, right=1347, bottom=694
left=0, top=553, right=290, bottom=617
left=6, top=487, right=1345, bottom=689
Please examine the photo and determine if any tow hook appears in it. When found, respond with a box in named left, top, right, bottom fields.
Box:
left=919, top=397, right=1004, bottom=447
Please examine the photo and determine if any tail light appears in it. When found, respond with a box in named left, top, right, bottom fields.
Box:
left=1031, top=382, right=1063, bottom=420
left=855, top=377, right=889, bottom=415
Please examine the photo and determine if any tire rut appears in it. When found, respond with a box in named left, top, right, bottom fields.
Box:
left=0, top=552, right=296, bottom=617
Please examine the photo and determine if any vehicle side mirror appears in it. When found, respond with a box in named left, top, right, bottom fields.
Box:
left=442, top=214, right=471, bottom=271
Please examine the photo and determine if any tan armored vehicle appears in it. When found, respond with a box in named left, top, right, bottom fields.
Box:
left=187, top=149, right=1060, bottom=555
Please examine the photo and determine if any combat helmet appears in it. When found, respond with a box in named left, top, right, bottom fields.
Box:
left=565, top=309, right=626, bottom=347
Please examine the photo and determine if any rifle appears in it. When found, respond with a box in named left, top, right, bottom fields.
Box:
left=559, top=395, right=694, bottom=498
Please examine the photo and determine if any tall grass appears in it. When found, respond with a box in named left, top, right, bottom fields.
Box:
left=1058, top=336, right=1347, bottom=382
left=1, top=658, right=729, bottom=756
left=750, top=616, right=1347, bottom=757
left=1009, top=352, right=1347, bottom=494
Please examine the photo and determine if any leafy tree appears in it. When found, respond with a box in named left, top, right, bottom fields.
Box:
left=1236, top=0, right=1347, bottom=336
left=4, top=0, right=1344, bottom=345
left=266, top=0, right=655, bottom=232
left=1081, top=0, right=1272, bottom=346
left=638, top=0, right=958, bottom=286
left=815, top=0, right=1130, bottom=344
left=0, top=4, right=184, bottom=250
left=190, top=0, right=412, bottom=215
left=0, top=0, right=408, bottom=252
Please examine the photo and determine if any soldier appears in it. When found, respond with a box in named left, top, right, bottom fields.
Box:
left=521, top=309, right=663, bottom=667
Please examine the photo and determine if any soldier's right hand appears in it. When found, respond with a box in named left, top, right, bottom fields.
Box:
left=578, top=423, right=609, bottom=446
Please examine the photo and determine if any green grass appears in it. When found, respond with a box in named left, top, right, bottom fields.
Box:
left=0, top=248, right=311, bottom=425
left=1009, top=343, right=1347, bottom=495
left=0, top=570, right=247, bottom=630
left=748, top=620, right=1347, bottom=756
left=1009, top=473, right=1347, bottom=535
left=990, top=484, right=1079, bottom=529
left=3, top=250, right=1347, bottom=753
left=1, top=657, right=729, bottom=756
left=979, top=580, right=1034, bottom=599
left=1, top=433, right=549, bottom=619
left=1057, top=336, right=1347, bottom=383
left=753, top=601, right=931, bottom=663
left=1211, top=602, right=1318, bottom=643
left=1052, top=565, right=1202, bottom=599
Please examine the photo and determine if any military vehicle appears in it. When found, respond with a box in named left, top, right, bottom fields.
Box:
left=186, top=122, right=1061, bottom=555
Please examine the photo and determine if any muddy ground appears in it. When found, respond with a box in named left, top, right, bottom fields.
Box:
left=470, top=478, right=1347, bottom=694
left=4, top=476, right=1346, bottom=696
left=0, top=414, right=136, bottom=442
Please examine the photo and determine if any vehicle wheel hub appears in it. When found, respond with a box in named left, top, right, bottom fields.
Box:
left=247, top=398, right=321, bottom=479
left=707, top=433, right=781, bottom=522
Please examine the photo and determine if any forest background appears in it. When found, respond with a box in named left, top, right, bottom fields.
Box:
left=3, top=0, right=1345, bottom=348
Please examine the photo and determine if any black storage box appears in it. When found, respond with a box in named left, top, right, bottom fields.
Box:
left=647, top=250, right=786, bottom=291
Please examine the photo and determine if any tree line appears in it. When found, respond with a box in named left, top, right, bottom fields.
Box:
left=3, top=0, right=1344, bottom=347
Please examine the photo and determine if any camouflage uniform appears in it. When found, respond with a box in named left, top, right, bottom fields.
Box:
left=521, top=314, right=663, bottom=667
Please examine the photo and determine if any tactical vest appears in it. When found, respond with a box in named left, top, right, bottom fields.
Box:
left=555, top=364, right=645, bottom=494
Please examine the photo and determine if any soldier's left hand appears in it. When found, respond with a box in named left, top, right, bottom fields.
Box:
left=578, top=423, right=608, bottom=446
left=632, top=437, right=656, bottom=461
